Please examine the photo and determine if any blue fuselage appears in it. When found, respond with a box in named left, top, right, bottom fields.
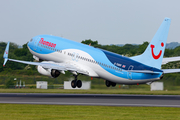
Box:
left=27, top=35, right=163, bottom=84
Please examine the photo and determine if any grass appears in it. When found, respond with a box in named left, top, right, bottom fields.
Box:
left=1, top=82, right=180, bottom=95
left=0, top=104, right=180, bottom=120
left=0, top=88, right=180, bottom=95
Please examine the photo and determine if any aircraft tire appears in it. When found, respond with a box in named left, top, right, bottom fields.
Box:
left=71, top=80, right=76, bottom=88
left=112, top=82, right=116, bottom=87
left=77, top=80, right=82, bottom=88
left=105, top=80, right=111, bottom=87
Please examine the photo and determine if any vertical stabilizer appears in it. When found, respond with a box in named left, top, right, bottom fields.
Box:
left=131, top=18, right=171, bottom=69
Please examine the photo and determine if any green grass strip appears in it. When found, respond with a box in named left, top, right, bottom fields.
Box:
left=0, top=104, right=180, bottom=120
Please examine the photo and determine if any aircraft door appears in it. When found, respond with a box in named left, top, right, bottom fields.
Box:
left=127, top=65, right=134, bottom=80
left=33, top=37, right=40, bottom=51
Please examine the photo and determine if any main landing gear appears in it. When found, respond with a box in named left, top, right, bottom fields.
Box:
left=105, top=80, right=116, bottom=87
left=71, top=75, right=82, bottom=88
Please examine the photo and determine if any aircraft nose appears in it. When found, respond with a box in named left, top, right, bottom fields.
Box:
left=27, top=41, right=30, bottom=48
left=27, top=38, right=33, bottom=48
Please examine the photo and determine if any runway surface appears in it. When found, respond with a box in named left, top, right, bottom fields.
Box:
left=0, top=93, right=180, bottom=107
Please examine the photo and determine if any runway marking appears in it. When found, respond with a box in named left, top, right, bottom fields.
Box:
left=0, top=101, right=180, bottom=107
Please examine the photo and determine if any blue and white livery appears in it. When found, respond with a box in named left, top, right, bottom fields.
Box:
left=3, top=18, right=180, bottom=88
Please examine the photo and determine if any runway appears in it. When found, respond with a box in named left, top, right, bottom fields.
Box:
left=0, top=93, right=180, bottom=107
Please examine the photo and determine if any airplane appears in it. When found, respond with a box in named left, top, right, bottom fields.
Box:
left=3, top=17, right=180, bottom=88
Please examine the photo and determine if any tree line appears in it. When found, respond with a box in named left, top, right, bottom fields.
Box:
left=0, top=39, right=180, bottom=73
left=82, top=39, right=180, bottom=57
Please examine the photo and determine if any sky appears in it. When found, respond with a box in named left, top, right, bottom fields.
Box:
left=0, top=0, right=180, bottom=45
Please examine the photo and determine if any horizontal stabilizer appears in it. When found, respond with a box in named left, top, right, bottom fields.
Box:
left=162, top=69, right=180, bottom=74
left=162, top=56, right=180, bottom=64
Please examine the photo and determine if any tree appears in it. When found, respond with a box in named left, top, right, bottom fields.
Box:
left=137, top=41, right=149, bottom=55
left=164, top=49, right=174, bottom=57
left=14, top=49, right=27, bottom=57
left=81, top=39, right=98, bottom=46
left=5, top=79, right=14, bottom=88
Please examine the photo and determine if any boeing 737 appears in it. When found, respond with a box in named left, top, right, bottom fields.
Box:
left=3, top=18, right=180, bottom=88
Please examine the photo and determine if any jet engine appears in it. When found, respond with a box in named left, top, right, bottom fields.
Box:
left=37, top=65, right=60, bottom=78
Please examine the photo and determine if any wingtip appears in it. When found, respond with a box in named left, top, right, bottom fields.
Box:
left=164, top=17, right=171, bottom=21
left=3, top=58, right=8, bottom=67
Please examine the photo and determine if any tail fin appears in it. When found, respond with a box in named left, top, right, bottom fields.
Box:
left=131, top=18, right=171, bottom=69
left=3, top=42, right=10, bottom=66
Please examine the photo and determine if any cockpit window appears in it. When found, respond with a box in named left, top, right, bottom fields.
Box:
left=30, top=39, right=33, bottom=42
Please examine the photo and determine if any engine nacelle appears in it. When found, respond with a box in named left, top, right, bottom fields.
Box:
left=37, top=65, right=60, bottom=78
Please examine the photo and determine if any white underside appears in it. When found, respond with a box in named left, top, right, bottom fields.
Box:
left=29, top=47, right=159, bottom=84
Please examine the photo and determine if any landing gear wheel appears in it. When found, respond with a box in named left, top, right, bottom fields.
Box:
left=105, top=80, right=116, bottom=87
left=112, top=82, right=116, bottom=87
left=77, top=80, right=82, bottom=88
left=71, top=74, right=83, bottom=89
left=71, top=80, right=76, bottom=88
left=105, top=80, right=111, bottom=87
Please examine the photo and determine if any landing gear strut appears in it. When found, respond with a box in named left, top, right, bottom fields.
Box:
left=105, top=80, right=116, bottom=87
left=71, top=75, right=82, bottom=88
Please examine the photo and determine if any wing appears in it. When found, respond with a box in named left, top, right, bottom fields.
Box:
left=162, top=57, right=180, bottom=65
left=5, top=58, right=89, bottom=75
left=3, top=42, right=89, bottom=75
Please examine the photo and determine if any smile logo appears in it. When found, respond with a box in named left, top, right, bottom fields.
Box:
left=150, top=42, right=164, bottom=59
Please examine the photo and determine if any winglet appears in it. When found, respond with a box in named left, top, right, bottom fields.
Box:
left=3, top=58, right=8, bottom=67
left=3, top=42, right=10, bottom=66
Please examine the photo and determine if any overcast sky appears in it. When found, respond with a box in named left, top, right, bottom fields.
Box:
left=0, top=0, right=179, bottom=45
